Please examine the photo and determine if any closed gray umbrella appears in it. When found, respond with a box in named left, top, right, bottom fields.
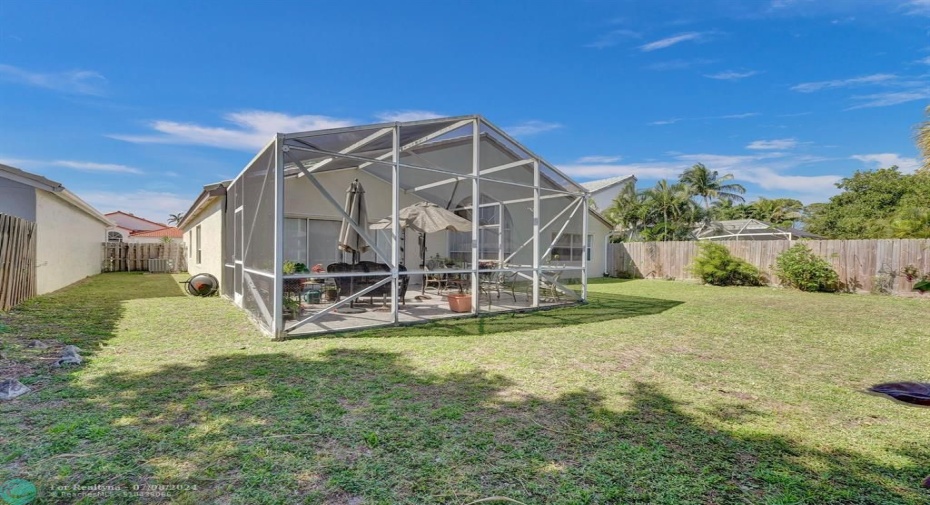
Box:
left=338, top=179, right=370, bottom=263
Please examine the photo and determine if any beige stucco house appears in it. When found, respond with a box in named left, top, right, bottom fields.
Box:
left=0, top=163, right=112, bottom=295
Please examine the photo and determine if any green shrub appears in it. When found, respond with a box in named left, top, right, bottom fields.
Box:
left=690, top=242, right=765, bottom=286
left=775, top=244, right=839, bottom=292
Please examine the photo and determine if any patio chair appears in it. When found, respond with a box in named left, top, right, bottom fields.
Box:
left=423, top=259, right=446, bottom=295
left=479, top=269, right=518, bottom=309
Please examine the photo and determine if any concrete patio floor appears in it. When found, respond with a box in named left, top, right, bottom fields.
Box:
left=284, top=288, right=576, bottom=336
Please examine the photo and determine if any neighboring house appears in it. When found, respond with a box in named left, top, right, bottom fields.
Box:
left=179, top=115, right=614, bottom=337
left=178, top=181, right=227, bottom=277
left=105, top=211, right=168, bottom=243
left=694, top=219, right=823, bottom=241
left=0, top=163, right=113, bottom=295
left=581, top=174, right=636, bottom=211
left=128, top=226, right=184, bottom=244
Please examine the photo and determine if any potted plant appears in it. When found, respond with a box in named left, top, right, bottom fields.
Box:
left=283, top=297, right=301, bottom=320
left=447, top=292, right=472, bottom=313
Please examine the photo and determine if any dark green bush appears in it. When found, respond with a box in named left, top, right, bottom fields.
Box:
left=690, top=242, right=765, bottom=286
left=775, top=244, right=839, bottom=292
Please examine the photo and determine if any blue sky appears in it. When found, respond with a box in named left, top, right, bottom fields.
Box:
left=1, top=0, right=929, bottom=220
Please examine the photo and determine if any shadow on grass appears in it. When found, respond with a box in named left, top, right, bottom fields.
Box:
left=299, top=289, right=683, bottom=340
left=0, top=272, right=186, bottom=353
left=13, top=349, right=928, bottom=504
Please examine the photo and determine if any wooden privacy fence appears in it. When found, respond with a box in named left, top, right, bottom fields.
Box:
left=102, top=242, right=187, bottom=273
left=0, top=213, right=37, bottom=311
left=609, top=239, right=930, bottom=294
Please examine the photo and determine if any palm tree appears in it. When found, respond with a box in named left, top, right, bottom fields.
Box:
left=917, top=106, right=930, bottom=174
left=167, top=213, right=185, bottom=226
left=642, top=180, right=696, bottom=241
left=680, top=163, right=746, bottom=210
left=750, top=197, right=803, bottom=228
left=604, top=181, right=648, bottom=240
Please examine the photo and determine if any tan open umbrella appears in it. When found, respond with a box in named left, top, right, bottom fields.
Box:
left=338, top=179, right=370, bottom=263
left=371, top=202, right=472, bottom=282
left=370, top=201, right=472, bottom=235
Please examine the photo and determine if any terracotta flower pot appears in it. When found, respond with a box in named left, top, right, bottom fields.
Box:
left=447, top=293, right=472, bottom=313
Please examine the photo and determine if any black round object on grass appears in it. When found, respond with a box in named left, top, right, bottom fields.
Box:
left=185, top=273, right=219, bottom=297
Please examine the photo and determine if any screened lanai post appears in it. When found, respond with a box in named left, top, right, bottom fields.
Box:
left=391, top=124, right=400, bottom=324
left=581, top=191, right=589, bottom=302
left=273, top=134, right=285, bottom=338
left=471, top=118, right=480, bottom=315
left=532, top=159, right=541, bottom=308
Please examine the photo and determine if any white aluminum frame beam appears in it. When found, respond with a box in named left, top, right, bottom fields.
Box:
left=358, top=119, right=474, bottom=170
left=288, top=155, right=393, bottom=266
left=296, top=127, right=393, bottom=176
left=409, top=158, right=534, bottom=193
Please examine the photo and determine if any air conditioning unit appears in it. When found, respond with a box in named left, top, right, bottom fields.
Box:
left=148, top=258, right=174, bottom=273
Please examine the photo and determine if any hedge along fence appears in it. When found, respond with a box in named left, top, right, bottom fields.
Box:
left=608, top=239, right=930, bottom=294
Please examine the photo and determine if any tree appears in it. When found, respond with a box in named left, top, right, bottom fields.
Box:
left=641, top=180, right=699, bottom=241
left=804, top=167, right=930, bottom=239
left=167, top=213, right=185, bottom=226
left=679, top=163, right=746, bottom=210
left=748, top=197, right=803, bottom=229
left=916, top=105, right=930, bottom=174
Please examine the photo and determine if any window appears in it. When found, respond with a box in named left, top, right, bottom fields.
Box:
left=284, top=218, right=342, bottom=268
left=196, top=225, right=202, bottom=264
left=107, top=231, right=123, bottom=243
left=188, top=230, right=192, bottom=257
left=449, top=201, right=510, bottom=264
left=549, top=233, right=591, bottom=262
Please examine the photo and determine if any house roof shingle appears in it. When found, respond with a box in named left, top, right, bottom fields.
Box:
left=129, top=226, right=183, bottom=238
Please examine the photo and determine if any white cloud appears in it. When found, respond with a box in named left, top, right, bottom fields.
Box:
left=639, top=32, right=706, bottom=52
left=375, top=110, right=443, bottom=122
left=586, top=29, right=640, bottom=49
left=847, top=89, right=930, bottom=109
left=560, top=150, right=842, bottom=196
left=718, top=112, right=760, bottom=119
left=851, top=153, right=920, bottom=173
left=790, top=73, right=897, bottom=92
left=0, top=157, right=144, bottom=175
left=50, top=160, right=144, bottom=174
left=111, top=110, right=356, bottom=151
left=650, top=112, right=758, bottom=125
left=903, top=0, right=930, bottom=16
left=704, top=70, right=761, bottom=80
left=79, top=189, right=195, bottom=220
left=916, top=56, right=930, bottom=65
left=503, top=120, right=562, bottom=136
left=650, top=118, right=682, bottom=126
left=647, top=58, right=716, bottom=71
left=575, top=155, right=622, bottom=163
left=746, top=138, right=798, bottom=150
left=0, top=64, right=107, bottom=95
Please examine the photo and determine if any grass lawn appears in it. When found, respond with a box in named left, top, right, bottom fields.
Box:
left=1, top=273, right=929, bottom=504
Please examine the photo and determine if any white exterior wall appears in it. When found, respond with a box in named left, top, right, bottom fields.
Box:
left=35, top=190, right=107, bottom=294
left=284, top=169, right=444, bottom=269
left=591, top=190, right=617, bottom=212
left=182, top=198, right=224, bottom=278
left=587, top=214, right=610, bottom=277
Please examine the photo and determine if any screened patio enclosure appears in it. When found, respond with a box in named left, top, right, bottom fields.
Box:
left=222, top=115, right=590, bottom=337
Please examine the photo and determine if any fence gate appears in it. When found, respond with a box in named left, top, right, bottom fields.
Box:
left=0, top=213, right=37, bottom=311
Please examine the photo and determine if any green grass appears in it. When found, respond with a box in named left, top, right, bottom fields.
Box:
left=1, top=273, right=929, bottom=504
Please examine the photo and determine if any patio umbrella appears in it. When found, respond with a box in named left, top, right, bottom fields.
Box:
left=338, top=179, right=370, bottom=264
left=370, top=201, right=472, bottom=269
